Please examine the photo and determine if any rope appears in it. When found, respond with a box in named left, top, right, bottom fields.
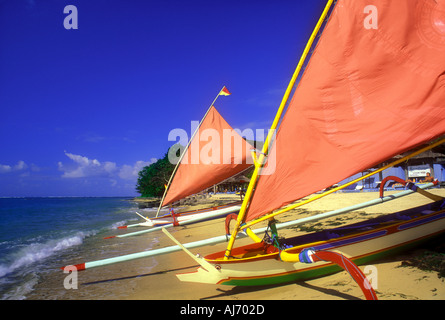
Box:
left=263, top=221, right=292, bottom=253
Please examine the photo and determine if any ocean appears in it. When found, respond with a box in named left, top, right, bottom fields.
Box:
left=0, top=197, right=165, bottom=300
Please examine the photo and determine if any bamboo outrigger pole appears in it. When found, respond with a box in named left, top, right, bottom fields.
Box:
left=63, top=181, right=437, bottom=272
left=155, top=86, right=231, bottom=217
left=223, top=0, right=336, bottom=260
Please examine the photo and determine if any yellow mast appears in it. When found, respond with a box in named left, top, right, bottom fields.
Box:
left=223, top=0, right=335, bottom=260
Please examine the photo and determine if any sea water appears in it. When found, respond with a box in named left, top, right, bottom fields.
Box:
left=0, top=197, right=157, bottom=300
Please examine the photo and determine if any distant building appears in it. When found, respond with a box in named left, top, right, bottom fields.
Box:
left=390, top=144, right=445, bottom=185
left=340, top=143, right=445, bottom=190
left=213, top=170, right=252, bottom=193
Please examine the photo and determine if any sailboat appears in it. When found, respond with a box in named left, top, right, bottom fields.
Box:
left=117, top=88, right=254, bottom=232
left=63, top=0, right=445, bottom=300
left=169, top=0, right=445, bottom=299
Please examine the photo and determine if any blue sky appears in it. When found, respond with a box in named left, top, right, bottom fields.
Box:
left=0, top=0, right=326, bottom=197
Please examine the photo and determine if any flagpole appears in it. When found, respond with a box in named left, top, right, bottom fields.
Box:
left=223, top=0, right=335, bottom=260
left=155, top=86, right=230, bottom=217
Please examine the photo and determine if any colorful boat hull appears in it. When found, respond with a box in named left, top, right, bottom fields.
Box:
left=177, top=201, right=445, bottom=286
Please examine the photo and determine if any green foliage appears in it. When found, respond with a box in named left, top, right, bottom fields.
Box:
left=136, top=146, right=178, bottom=197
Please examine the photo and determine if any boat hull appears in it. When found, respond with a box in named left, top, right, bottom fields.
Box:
left=177, top=202, right=445, bottom=286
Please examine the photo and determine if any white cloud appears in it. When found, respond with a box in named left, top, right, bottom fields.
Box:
left=59, top=152, right=155, bottom=183
left=0, top=164, right=12, bottom=173
left=64, top=152, right=97, bottom=167
left=118, top=159, right=155, bottom=180
left=103, top=161, right=117, bottom=174
left=14, top=160, right=27, bottom=171
left=118, top=164, right=135, bottom=180
left=59, top=152, right=114, bottom=178
left=0, top=161, right=28, bottom=174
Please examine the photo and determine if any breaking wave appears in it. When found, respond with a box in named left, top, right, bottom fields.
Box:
left=0, top=231, right=94, bottom=279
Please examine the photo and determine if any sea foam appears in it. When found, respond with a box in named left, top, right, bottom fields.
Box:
left=0, top=231, right=94, bottom=278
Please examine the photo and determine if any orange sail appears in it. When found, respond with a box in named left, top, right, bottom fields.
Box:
left=162, top=106, right=253, bottom=207
left=245, top=0, right=445, bottom=222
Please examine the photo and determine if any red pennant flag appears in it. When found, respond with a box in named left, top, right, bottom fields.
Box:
left=219, top=86, right=231, bottom=96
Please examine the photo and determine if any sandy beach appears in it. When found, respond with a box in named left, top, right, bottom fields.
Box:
left=32, top=190, right=445, bottom=301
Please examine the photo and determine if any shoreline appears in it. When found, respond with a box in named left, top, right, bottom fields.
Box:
left=29, top=190, right=445, bottom=300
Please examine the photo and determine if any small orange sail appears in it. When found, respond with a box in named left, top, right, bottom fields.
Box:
left=162, top=106, right=253, bottom=207
left=245, top=0, right=445, bottom=222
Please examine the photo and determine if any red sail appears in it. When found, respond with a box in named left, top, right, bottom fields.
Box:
left=245, top=0, right=445, bottom=222
left=162, top=106, right=253, bottom=207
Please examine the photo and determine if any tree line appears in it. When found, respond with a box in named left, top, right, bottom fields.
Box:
left=136, top=146, right=176, bottom=198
